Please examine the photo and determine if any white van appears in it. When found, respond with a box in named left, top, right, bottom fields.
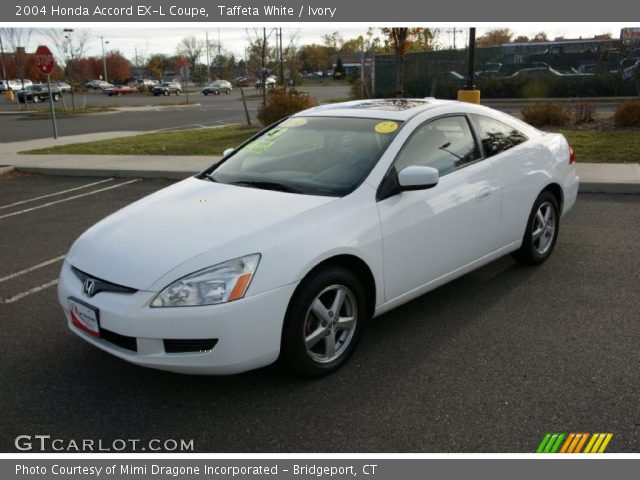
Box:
left=0, top=79, right=33, bottom=92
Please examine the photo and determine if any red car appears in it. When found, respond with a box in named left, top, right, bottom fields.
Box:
left=103, top=85, right=137, bottom=96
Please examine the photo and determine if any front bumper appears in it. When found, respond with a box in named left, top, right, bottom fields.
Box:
left=57, top=261, right=297, bottom=375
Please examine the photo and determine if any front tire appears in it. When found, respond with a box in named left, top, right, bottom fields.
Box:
left=280, top=266, right=366, bottom=377
left=512, top=190, right=560, bottom=265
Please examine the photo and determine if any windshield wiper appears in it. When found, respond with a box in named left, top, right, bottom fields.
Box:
left=230, top=181, right=303, bottom=194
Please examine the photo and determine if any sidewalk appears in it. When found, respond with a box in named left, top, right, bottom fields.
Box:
left=1, top=132, right=639, bottom=193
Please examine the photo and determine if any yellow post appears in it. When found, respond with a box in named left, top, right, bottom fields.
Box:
left=6, top=89, right=14, bottom=102
left=457, top=89, right=480, bottom=104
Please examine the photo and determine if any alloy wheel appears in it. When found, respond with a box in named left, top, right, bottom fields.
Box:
left=303, top=285, right=358, bottom=363
left=532, top=201, right=557, bottom=255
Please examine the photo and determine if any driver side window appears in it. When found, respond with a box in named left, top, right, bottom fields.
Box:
left=394, top=116, right=481, bottom=176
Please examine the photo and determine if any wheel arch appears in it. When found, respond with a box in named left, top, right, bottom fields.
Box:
left=542, top=182, right=564, bottom=212
left=291, top=254, right=377, bottom=320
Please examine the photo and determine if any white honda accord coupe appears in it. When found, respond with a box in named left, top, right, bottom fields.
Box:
left=58, top=99, right=579, bottom=376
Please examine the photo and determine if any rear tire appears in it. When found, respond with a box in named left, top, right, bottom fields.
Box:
left=280, top=266, right=366, bottom=377
left=512, top=190, right=560, bottom=265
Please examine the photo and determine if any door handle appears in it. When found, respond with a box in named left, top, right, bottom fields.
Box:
left=475, top=189, right=492, bottom=202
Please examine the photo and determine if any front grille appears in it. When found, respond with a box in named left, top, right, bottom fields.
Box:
left=72, top=266, right=137, bottom=297
left=101, top=328, right=138, bottom=352
left=164, top=339, right=218, bottom=354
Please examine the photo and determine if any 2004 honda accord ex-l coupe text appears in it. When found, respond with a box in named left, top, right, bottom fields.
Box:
left=58, top=99, right=579, bottom=376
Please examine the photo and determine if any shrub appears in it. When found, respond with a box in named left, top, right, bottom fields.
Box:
left=573, top=102, right=596, bottom=124
left=521, top=103, right=571, bottom=127
left=613, top=99, right=640, bottom=127
left=256, top=88, right=319, bottom=126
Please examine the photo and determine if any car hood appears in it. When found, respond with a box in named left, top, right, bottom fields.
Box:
left=67, top=177, right=336, bottom=291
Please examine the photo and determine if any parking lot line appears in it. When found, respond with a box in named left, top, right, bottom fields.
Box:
left=2, top=279, right=58, bottom=304
left=0, top=179, right=141, bottom=220
left=0, top=178, right=114, bottom=210
left=0, top=255, right=65, bottom=284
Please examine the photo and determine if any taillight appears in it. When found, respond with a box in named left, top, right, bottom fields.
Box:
left=569, top=145, right=576, bottom=164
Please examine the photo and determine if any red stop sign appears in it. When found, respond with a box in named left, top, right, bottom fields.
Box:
left=35, top=45, right=55, bottom=74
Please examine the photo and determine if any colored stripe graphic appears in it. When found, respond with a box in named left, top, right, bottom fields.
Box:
left=537, top=433, right=613, bottom=453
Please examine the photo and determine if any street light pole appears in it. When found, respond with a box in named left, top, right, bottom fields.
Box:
left=99, top=36, right=109, bottom=83
left=64, top=28, right=76, bottom=110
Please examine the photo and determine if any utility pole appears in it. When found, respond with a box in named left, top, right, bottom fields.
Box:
left=134, top=47, right=139, bottom=79
left=279, top=28, right=284, bottom=87
left=217, top=28, right=222, bottom=79
left=0, top=34, right=7, bottom=81
left=205, top=31, right=210, bottom=82
left=261, top=27, right=266, bottom=106
left=99, top=36, right=109, bottom=82
left=64, top=28, right=76, bottom=110
left=452, top=27, right=464, bottom=50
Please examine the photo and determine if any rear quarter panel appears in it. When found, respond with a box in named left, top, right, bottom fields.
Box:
left=489, top=131, right=572, bottom=247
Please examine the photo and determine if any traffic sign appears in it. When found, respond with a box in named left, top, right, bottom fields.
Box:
left=35, top=45, right=55, bottom=74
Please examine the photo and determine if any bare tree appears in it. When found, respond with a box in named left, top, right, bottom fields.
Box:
left=177, top=36, right=205, bottom=77
left=0, top=28, right=33, bottom=85
left=246, top=28, right=277, bottom=104
left=41, top=28, right=91, bottom=69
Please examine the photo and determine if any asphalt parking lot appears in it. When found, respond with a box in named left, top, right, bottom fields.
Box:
left=0, top=173, right=639, bottom=452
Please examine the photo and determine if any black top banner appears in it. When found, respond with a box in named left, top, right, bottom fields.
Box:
left=5, top=0, right=640, bottom=22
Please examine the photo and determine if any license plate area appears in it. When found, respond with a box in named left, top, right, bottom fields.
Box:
left=68, top=297, right=100, bottom=337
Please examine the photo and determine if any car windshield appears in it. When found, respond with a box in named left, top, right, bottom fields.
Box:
left=209, top=116, right=403, bottom=196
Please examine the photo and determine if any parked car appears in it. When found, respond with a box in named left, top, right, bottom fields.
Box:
left=234, top=76, right=252, bottom=87
left=17, top=84, right=62, bottom=103
left=103, top=85, right=138, bottom=96
left=0, top=79, right=33, bottom=92
left=135, top=79, right=158, bottom=88
left=255, top=76, right=277, bottom=89
left=54, top=82, right=72, bottom=93
left=508, top=67, right=566, bottom=78
left=153, top=81, right=182, bottom=96
left=84, top=80, right=113, bottom=90
left=58, top=99, right=579, bottom=377
left=202, top=80, right=232, bottom=95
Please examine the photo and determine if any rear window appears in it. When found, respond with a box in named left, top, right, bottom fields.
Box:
left=471, top=114, right=528, bottom=157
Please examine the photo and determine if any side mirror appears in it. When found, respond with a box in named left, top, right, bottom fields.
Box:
left=397, top=166, right=439, bottom=191
left=223, top=148, right=235, bottom=157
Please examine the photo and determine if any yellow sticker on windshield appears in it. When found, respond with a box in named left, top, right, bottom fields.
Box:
left=375, top=121, right=398, bottom=134
left=246, top=140, right=274, bottom=153
left=281, top=118, right=307, bottom=127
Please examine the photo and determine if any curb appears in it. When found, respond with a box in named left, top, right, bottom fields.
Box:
left=578, top=182, right=640, bottom=195
left=11, top=166, right=640, bottom=194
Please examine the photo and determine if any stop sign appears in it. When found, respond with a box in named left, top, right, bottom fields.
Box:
left=35, top=45, right=55, bottom=74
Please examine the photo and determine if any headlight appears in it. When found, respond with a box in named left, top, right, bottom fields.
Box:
left=150, top=254, right=260, bottom=307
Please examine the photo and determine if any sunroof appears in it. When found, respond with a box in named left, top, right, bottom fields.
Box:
left=342, top=99, right=432, bottom=111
